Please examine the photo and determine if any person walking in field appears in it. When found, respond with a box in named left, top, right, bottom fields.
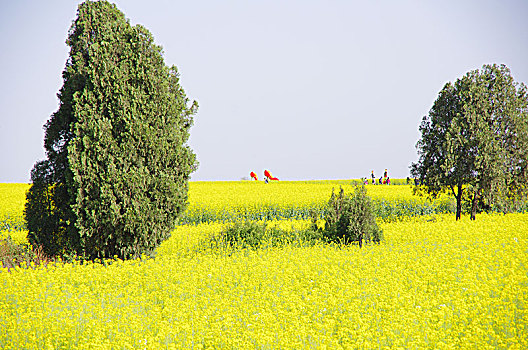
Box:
left=371, top=170, right=375, bottom=184
left=264, top=170, right=279, bottom=181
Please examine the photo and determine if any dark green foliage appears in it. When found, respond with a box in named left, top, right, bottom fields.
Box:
left=25, top=1, right=197, bottom=260
left=411, top=64, right=528, bottom=220
left=212, top=221, right=323, bottom=251
left=25, top=162, right=77, bottom=257
left=221, top=221, right=266, bottom=249
left=317, top=186, right=383, bottom=246
left=372, top=198, right=455, bottom=222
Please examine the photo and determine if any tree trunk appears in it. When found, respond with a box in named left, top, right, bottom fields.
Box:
left=358, top=233, right=363, bottom=248
left=470, top=191, right=480, bottom=220
left=455, top=183, right=462, bottom=221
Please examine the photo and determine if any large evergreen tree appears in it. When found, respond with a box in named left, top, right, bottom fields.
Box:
left=25, top=0, right=198, bottom=259
left=411, top=64, right=528, bottom=220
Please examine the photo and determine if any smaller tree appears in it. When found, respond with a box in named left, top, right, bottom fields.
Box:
left=410, top=80, right=472, bottom=220
left=411, top=64, right=528, bottom=220
left=317, top=186, right=382, bottom=247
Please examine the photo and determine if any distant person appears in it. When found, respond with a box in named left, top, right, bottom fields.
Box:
left=386, top=176, right=390, bottom=185
left=264, top=169, right=279, bottom=181
left=371, top=171, right=375, bottom=184
left=414, top=178, right=420, bottom=186
left=379, top=177, right=383, bottom=185
left=406, top=176, right=410, bottom=185
left=384, top=169, right=388, bottom=178
left=264, top=177, right=269, bottom=184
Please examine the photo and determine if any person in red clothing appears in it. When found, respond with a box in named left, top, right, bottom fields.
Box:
left=250, top=171, right=258, bottom=181
left=264, top=170, right=279, bottom=181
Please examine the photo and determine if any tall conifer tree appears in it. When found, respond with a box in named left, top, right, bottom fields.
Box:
left=25, top=0, right=198, bottom=259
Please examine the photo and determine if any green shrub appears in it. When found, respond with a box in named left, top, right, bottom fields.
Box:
left=221, top=221, right=266, bottom=249
left=211, top=221, right=323, bottom=251
left=318, top=186, right=383, bottom=246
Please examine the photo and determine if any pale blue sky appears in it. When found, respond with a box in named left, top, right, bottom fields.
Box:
left=1, top=0, right=527, bottom=182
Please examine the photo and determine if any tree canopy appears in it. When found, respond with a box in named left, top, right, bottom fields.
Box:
left=411, top=64, right=528, bottom=220
left=25, top=0, right=198, bottom=259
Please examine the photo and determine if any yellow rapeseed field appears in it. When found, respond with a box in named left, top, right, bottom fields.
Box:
left=0, top=183, right=30, bottom=245
left=1, top=213, right=527, bottom=349
left=183, top=180, right=452, bottom=223
left=1, top=181, right=449, bottom=239
left=187, top=180, right=403, bottom=209
left=0, top=181, right=420, bottom=219
left=1, top=182, right=526, bottom=348
left=0, top=183, right=29, bottom=220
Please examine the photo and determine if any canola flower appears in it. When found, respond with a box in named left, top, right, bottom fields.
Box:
left=0, top=184, right=28, bottom=219
left=0, top=184, right=30, bottom=245
left=1, top=213, right=527, bottom=349
left=0, top=181, right=450, bottom=240
left=182, top=181, right=453, bottom=224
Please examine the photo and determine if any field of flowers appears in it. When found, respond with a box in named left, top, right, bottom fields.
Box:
left=1, top=181, right=527, bottom=349
left=0, top=181, right=453, bottom=235
left=0, top=184, right=30, bottom=245
left=183, top=181, right=454, bottom=223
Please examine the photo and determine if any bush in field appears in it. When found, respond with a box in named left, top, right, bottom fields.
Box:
left=213, top=221, right=323, bottom=251
left=0, top=236, right=49, bottom=270
left=318, top=186, right=383, bottom=246
left=221, top=221, right=266, bottom=249
left=25, top=1, right=197, bottom=260
left=211, top=187, right=384, bottom=251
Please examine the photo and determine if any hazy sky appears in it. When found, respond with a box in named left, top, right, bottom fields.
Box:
left=1, top=0, right=527, bottom=182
